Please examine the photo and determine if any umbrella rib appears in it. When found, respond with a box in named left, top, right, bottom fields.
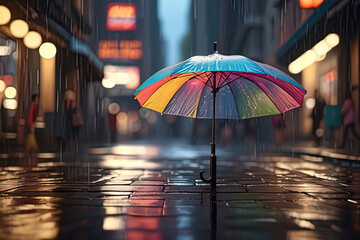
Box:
left=141, top=72, right=204, bottom=108
left=195, top=72, right=214, bottom=119
left=161, top=72, right=210, bottom=115
left=218, top=72, right=242, bottom=89
left=217, top=71, right=229, bottom=89
left=232, top=72, right=304, bottom=105
left=196, top=72, right=212, bottom=84
left=224, top=76, right=241, bottom=120
left=248, top=72, right=304, bottom=106
left=241, top=76, right=283, bottom=114
left=138, top=72, right=195, bottom=104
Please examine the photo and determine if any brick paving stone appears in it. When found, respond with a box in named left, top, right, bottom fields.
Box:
left=0, top=143, right=359, bottom=239
left=282, top=186, right=346, bottom=193
left=247, top=185, right=289, bottom=193
left=308, top=193, right=352, bottom=199
left=216, top=192, right=311, bottom=201
left=89, top=185, right=163, bottom=192
left=131, top=180, right=166, bottom=186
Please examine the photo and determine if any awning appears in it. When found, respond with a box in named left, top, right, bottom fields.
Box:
left=276, top=0, right=351, bottom=66
left=69, top=36, right=104, bottom=76
left=48, top=18, right=104, bottom=77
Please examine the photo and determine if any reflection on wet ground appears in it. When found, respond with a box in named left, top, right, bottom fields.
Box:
left=0, top=142, right=359, bottom=239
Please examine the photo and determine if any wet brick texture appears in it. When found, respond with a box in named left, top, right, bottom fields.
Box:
left=0, top=144, right=359, bottom=240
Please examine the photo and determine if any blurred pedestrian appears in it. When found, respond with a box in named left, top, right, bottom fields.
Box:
left=272, top=114, right=286, bottom=146
left=244, top=118, right=256, bottom=147
left=311, top=89, right=325, bottom=146
left=63, top=91, right=75, bottom=152
left=71, top=104, right=84, bottom=150
left=338, top=97, right=360, bottom=148
left=108, top=112, right=117, bottom=143
left=221, top=122, right=232, bottom=146
left=26, top=94, right=38, bottom=153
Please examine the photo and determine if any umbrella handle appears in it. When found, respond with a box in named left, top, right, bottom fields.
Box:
left=200, top=170, right=212, bottom=182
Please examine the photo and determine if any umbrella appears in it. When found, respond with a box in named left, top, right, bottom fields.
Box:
left=134, top=43, right=306, bottom=187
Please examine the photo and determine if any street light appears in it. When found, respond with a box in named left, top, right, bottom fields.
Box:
left=39, top=42, right=57, bottom=59
left=288, top=50, right=317, bottom=74
left=0, top=46, right=11, bottom=56
left=0, top=5, right=11, bottom=25
left=4, top=86, right=16, bottom=99
left=0, top=80, right=5, bottom=92
left=10, top=19, right=29, bottom=38
left=24, top=31, right=42, bottom=49
left=102, top=78, right=116, bottom=88
left=288, top=33, right=340, bottom=74
left=3, top=99, right=17, bottom=110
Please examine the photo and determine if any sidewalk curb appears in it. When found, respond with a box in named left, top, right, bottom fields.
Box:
left=267, top=145, right=360, bottom=162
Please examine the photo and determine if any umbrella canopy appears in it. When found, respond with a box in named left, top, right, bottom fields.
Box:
left=134, top=46, right=306, bottom=187
left=135, top=54, right=305, bottom=119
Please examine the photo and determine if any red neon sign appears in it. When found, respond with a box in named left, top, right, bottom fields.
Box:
left=299, top=0, right=324, bottom=8
left=107, top=3, right=136, bottom=31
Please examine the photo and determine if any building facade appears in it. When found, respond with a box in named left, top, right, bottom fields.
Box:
left=276, top=0, right=360, bottom=147
left=88, top=0, right=164, bottom=143
left=0, top=0, right=103, bottom=151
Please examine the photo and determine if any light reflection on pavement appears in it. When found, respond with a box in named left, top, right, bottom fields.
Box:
left=0, top=142, right=359, bottom=239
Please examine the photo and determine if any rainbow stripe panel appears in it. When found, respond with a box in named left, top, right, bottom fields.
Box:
left=134, top=54, right=306, bottom=120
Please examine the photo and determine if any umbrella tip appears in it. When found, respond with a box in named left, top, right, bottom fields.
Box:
left=214, top=42, right=218, bottom=53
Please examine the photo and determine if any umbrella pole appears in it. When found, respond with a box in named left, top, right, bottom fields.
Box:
left=210, top=89, right=217, bottom=188
left=200, top=79, right=217, bottom=188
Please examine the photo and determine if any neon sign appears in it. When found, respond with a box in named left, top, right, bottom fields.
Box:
left=299, top=0, right=324, bottom=8
left=98, top=40, right=142, bottom=60
left=103, top=65, right=140, bottom=89
left=107, top=3, right=136, bottom=31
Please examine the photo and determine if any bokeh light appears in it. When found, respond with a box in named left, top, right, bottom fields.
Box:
left=102, top=78, right=116, bottom=88
left=0, top=80, right=6, bottom=92
left=3, top=98, right=17, bottom=109
left=24, top=31, right=42, bottom=49
left=39, top=42, right=57, bottom=59
left=108, top=102, right=120, bottom=114
left=0, top=5, right=11, bottom=25
left=4, top=86, right=16, bottom=99
left=10, top=19, right=29, bottom=38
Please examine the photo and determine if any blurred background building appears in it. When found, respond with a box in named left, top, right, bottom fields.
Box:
left=0, top=0, right=164, bottom=151
left=0, top=0, right=103, bottom=152
left=0, top=0, right=359, bottom=151
left=184, top=0, right=359, bottom=147
left=90, top=0, right=163, bottom=143
left=275, top=0, right=359, bottom=147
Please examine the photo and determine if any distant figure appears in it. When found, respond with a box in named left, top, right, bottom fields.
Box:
left=108, top=112, right=117, bottom=143
left=272, top=114, right=286, bottom=146
left=63, top=97, right=74, bottom=152
left=27, top=94, right=38, bottom=129
left=311, top=89, right=325, bottom=146
left=221, top=123, right=232, bottom=146
left=338, top=97, right=360, bottom=147
left=244, top=118, right=256, bottom=147
left=26, top=94, right=39, bottom=152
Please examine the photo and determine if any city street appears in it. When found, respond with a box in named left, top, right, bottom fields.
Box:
left=0, top=142, right=359, bottom=240
left=1, top=0, right=360, bottom=239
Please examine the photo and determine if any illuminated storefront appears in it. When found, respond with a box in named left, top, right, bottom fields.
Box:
left=0, top=0, right=103, bottom=148
left=92, top=0, right=163, bottom=142
left=0, top=35, right=17, bottom=132
left=276, top=0, right=360, bottom=145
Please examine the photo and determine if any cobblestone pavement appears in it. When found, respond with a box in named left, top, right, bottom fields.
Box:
left=0, top=143, right=359, bottom=240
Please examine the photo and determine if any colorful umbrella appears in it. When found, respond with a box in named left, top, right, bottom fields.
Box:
left=134, top=43, right=306, bottom=187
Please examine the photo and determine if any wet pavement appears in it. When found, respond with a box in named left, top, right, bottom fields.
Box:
left=0, top=142, right=360, bottom=240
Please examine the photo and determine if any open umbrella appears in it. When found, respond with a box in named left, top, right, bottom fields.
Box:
left=134, top=43, right=306, bottom=187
